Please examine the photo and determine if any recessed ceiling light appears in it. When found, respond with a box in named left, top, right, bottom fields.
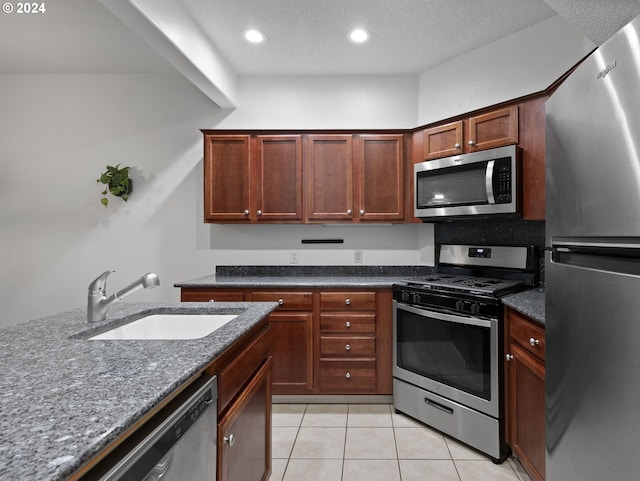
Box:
left=348, top=28, right=369, bottom=43
left=242, top=28, right=267, bottom=44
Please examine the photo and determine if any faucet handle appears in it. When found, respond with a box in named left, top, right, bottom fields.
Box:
left=88, top=270, right=115, bottom=294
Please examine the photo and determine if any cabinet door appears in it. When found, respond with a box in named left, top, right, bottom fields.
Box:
left=268, top=312, right=314, bottom=394
left=204, top=135, right=252, bottom=222
left=218, top=358, right=272, bottom=481
left=256, top=135, right=304, bottom=222
left=508, top=344, right=545, bottom=481
left=520, top=97, right=547, bottom=220
left=467, top=106, right=518, bottom=151
left=355, top=134, right=405, bottom=221
left=423, top=121, right=464, bottom=160
left=306, top=135, right=354, bottom=221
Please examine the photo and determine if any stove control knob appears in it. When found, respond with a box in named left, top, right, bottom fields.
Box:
left=471, top=303, right=480, bottom=314
left=455, top=300, right=463, bottom=311
left=412, top=293, right=420, bottom=304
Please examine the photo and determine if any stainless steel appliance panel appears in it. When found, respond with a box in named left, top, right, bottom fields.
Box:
left=546, top=16, right=640, bottom=245
left=99, top=376, right=218, bottom=481
left=393, top=302, right=499, bottom=417
left=546, top=249, right=640, bottom=481
left=393, top=378, right=501, bottom=459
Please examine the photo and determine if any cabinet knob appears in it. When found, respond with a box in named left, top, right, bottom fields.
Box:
left=345, top=321, right=351, bottom=328
left=278, top=298, right=284, bottom=305
left=223, top=434, right=236, bottom=447
left=345, top=343, right=351, bottom=351
left=347, top=209, right=353, bottom=215
left=468, top=140, right=475, bottom=146
left=257, top=209, right=263, bottom=216
left=506, top=354, right=514, bottom=361
left=243, top=209, right=250, bottom=215
left=454, top=143, right=461, bottom=149
left=345, top=372, right=351, bottom=379
left=359, top=209, right=365, bottom=215
left=209, top=299, right=215, bottom=303
left=345, top=298, right=351, bottom=305
left=529, top=337, right=540, bottom=347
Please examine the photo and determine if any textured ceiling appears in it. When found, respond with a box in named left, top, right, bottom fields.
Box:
left=543, top=0, right=640, bottom=45
left=180, top=0, right=557, bottom=75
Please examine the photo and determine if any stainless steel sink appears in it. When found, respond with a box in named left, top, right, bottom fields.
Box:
left=88, top=313, right=238, bottom=340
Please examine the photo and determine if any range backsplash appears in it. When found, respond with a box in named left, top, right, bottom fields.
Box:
left=434, top=218, right=545, bottom=285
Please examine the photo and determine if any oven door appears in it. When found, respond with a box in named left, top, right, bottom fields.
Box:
left=393, top=301, right=499, bottom=417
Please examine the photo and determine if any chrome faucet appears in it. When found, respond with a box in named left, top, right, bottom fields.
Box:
left=87, top=270, right=160, bottom=323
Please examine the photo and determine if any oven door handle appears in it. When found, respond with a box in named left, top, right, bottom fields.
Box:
left=395, top=301, right=494, bottom=328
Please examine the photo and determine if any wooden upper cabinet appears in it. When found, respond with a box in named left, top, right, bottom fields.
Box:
left=468, top=106, right=519, bottom=152
left=420, top=105, right=519, bottom=161
left=204, top=135, right=252, bottom=222
left=423, top=121, right=463, bottom=160
left=306, top=134, right=354, bottom=221
left=355, top=134, right=405, bottom=222
left=256, top=135, right=304, bottom=222
left=203, top=134, right=303, bottom=223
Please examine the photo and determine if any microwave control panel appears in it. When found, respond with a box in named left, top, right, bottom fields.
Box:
left=492, top=158, right=512, bottom=204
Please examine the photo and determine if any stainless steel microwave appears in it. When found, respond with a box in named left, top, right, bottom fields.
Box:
left=414, top=145, right=522, bottom=220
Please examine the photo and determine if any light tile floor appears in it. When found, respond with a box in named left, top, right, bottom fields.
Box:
left=271, top=403, right=533, bottom=481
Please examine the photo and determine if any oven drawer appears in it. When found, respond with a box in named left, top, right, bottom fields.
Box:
left=320, top=313, right=376, bottom=333
left=509, top=310, right=545, bottom=360
left=319, top=359, right=377, bottom=392
left=251, top=291, right=313, bottom=310
left=393, top=378, right=502, bottom=460
left=320, top=292, right=376, bottom=311
left=320, top=336, right=376, bottom=356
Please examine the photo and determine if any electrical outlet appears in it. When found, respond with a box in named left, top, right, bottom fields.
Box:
left=354, top=249, right=363, bottom=263
left=290, top=251, right=299, bottom=264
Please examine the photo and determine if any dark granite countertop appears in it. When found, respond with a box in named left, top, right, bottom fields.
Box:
left=0, top=301, right=277, bottom=481
left=502, top=288, right=545, bottom=325
left=174, top=265, right=434, bottom=289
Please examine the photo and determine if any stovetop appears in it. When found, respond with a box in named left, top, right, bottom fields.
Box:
left=398, top=274, right=527, bottom=297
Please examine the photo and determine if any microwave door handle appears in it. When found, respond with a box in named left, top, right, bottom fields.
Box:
left=485, top=160, right=496, bottom=204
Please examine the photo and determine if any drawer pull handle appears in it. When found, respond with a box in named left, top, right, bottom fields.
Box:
left=506, top=354, right=514, bottom=361
left=424, top=397, right=454, bottom=415
left=278, top=298, right=284, bottom=305
left=345, top=321, right=351, bottom=328
left=345, top=372, right=351, bottom=379
left=345, top=344, right=351, bottom=351
left=529, top=337, right=540, bottom=347
left=345, top=298, right=351, bottom=305
left=223, top=434, right=236, bottom=447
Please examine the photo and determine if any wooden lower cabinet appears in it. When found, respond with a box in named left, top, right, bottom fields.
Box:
left=218, top=358, right=272, bottom=481
left=505, top=307, right=545, bottom=481
left=181, top=286, right=393, bottom=395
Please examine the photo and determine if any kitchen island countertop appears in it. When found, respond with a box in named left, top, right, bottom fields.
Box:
left=502, top=288, right=545, bottom=324
left=0, top=301, right=277, bottom=481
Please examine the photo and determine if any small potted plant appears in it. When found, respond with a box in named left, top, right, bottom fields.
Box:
left=97, top=164, right=132, bottom=207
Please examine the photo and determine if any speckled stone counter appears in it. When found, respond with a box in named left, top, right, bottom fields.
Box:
left=174, top=265, right=434, bottom=289
left=0, top=301, right=277, bottom=481
left=502, top=288, right=545, bottom=325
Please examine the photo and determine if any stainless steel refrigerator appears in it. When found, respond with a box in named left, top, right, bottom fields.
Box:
left=546, top=14, right=640, bottom=481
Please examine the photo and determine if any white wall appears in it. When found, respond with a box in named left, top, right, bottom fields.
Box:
left=417, top=16, right=595, bottom=125
left=0, top=73, right=226, bottom=327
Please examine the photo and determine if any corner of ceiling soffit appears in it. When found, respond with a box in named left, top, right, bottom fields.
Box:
left=98, top=0, right=239, bottom=110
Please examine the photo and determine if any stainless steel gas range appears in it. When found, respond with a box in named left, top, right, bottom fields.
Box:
left=392, top=244, right=536, bottom=462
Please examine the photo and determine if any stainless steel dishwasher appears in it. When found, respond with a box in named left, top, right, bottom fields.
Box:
left=98, top=376, right=218, bottom=481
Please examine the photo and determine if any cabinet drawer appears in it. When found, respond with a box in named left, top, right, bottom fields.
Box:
left=181, top=289, right=245, bottom=303
left=319, top=359, right=377, bottom=392
left=510, top=311, right=545, bottom=360
left=320, top=313, right=376, bottom=333
left=320, top=336, right=376, bottom=356
left=251, top=291, right=313, bottom=310
left=320, top=292, right=376, bottom=311
left=218, top=325, right=272, bottom=412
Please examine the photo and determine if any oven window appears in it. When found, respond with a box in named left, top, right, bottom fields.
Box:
left=396, top=309, right=491, bottom=400
left=416, top=163, right=488, bottom=208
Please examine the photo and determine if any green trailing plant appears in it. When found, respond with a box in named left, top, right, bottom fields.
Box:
left=97, top=164, right=131, bottom=207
